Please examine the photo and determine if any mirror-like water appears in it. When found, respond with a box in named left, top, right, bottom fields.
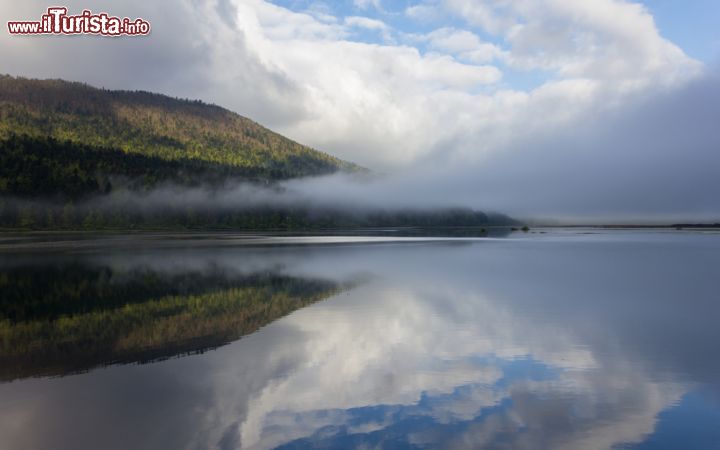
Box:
left=1, top=230, right=718, bottom=450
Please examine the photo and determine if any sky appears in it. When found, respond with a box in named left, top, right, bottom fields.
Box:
left=1, top=0, right=719, bottom=222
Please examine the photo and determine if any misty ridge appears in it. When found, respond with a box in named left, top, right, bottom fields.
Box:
left=0, top=75, right=515, bottom=230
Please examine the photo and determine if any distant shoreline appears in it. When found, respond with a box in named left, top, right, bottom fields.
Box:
left=537, top=224, right=720, bottom=229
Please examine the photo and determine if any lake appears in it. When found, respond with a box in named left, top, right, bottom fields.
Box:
left=0, top=229, right=719, bottom=449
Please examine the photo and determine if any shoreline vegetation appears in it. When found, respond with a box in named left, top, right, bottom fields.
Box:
left=2, top=224, right=717, bottom=234
left=0, top=199, right=519, bottom=231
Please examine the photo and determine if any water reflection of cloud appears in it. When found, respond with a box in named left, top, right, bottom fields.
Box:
left=198, top=281, right=685, bottom=449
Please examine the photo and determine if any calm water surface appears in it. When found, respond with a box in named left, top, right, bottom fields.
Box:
left=0, top=230, right=719, bottom=449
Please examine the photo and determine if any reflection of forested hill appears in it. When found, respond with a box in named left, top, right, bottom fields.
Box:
left=0, top=266, right=349, bottom=381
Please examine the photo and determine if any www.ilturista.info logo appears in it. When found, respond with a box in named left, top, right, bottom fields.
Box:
left=7, top=7, right=150, bottom=36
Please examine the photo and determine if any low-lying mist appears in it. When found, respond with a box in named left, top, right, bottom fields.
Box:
left=0, top=178, right=512, bottom=230
left=286, top=69, right=720, bottom=224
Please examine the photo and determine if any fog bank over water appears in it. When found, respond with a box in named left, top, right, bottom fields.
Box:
left=285, top=70, right=720, bottom=223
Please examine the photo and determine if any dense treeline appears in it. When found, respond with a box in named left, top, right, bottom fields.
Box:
left=0, top=197, right=506, bottom=230
left=0, top=134, right=276, bottom=198
left=0, top=75, right=360, bottom=177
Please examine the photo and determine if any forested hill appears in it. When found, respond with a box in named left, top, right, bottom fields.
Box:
left=0, top=75, right=360, bottom=180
